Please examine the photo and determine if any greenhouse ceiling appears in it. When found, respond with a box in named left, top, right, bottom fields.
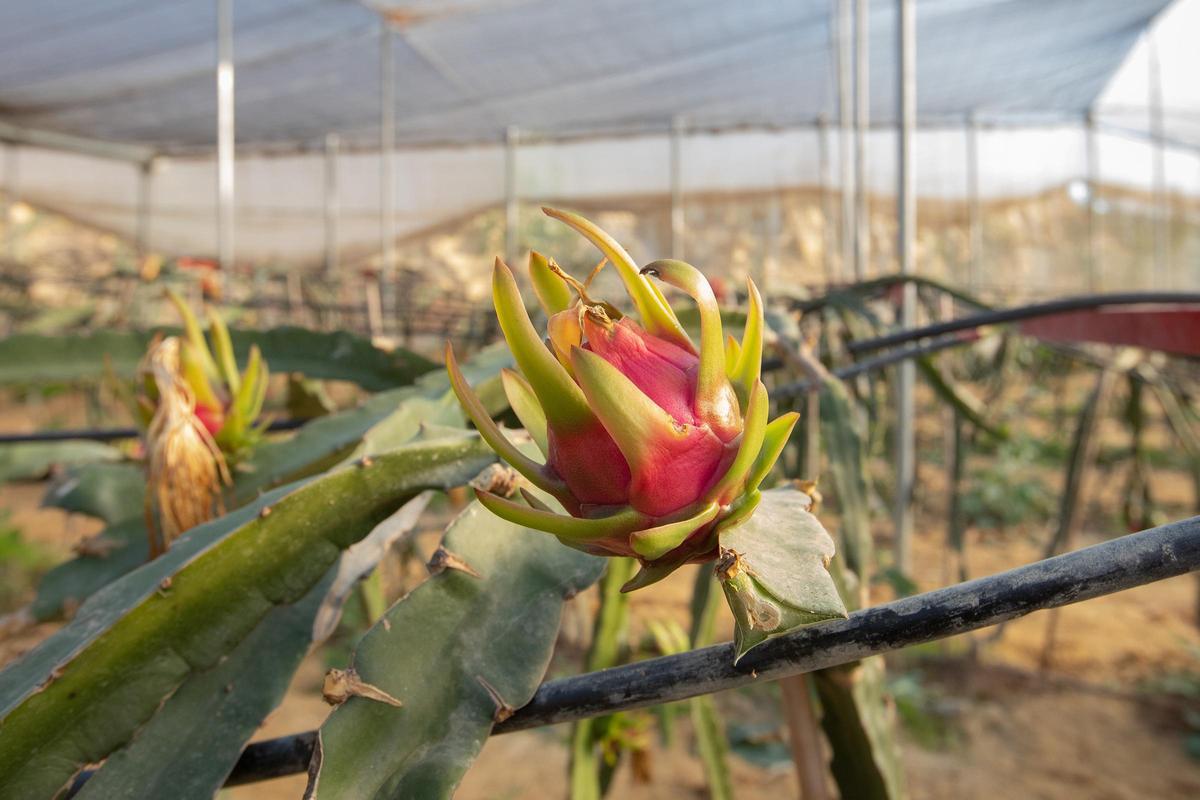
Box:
left=0, top=0, right=1172, bottom=156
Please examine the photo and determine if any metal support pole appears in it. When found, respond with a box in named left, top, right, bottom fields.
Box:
left=379, top=24, right=397, bottom=333
left=894, top=0, right=917, bottom=576
left=817, top=114, right=834, bottom=285
left=135, top=158, right=156, bottom=257
left=836, top=0, right=854, bottom=284
left=670, top=116, right=685, bottom=261
left=965, top=114, right=982, bottom=294
left=1085, top=111, right=1099, bottom=292
left=764, top=192, right=781, bottom=297
left=216, top=0, right=235, bottom=272
left=853, top=0, right=870, bottom=281
left=323, top=133, right=340, bottom=278
left=1148, top=33, right=1168, bottom=288
left=504, top=125, right=519, bottom=266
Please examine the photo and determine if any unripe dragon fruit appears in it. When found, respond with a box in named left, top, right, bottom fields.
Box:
left=447, top=208, right=798, bottom=591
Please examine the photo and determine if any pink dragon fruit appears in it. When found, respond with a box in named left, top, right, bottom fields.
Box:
left=447, top=208, right=798, bottom=591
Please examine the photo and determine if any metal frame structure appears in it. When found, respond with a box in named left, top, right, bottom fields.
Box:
left=853, top=0, right=870, bottom=282
left=379, top=22, right=398, bottom=333
left=216, top=0, right=235, bottom=274
left=1147, top=30, right=1169, bottom=288
left=836, top=0, right=854, bottom=284
left=965, top=113, right=982, bottom=294
left=894, top=0, right=917, bottom=574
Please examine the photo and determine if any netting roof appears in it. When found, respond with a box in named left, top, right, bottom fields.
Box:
left=0, top=0, right=1171, bottom=154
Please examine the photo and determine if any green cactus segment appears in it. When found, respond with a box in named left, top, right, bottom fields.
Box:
left=41, top=460, right=143, bottom=522
left=501, top=368, right=549, bottom=455
left=687, top=573, right=736, bottom=800
left=0, top=328, right=435, bottom=390
left=731, top=278, right=765, bottom=404
left=34, top=384, right=470, bottom=624
left=541, top=206, right=693, bottom=352
left=0, top=440, right=123, bottom=483
left=0, top=436, right=495, bottom=799
left=916, top=355, right=1008, bottom=442
left=309, top=501, right=605, bottom=799
left=570, top=557, right=637, bottom=800
left=529, top=250, right=573, bottom=316
left=817, top=374, right=872, bottom=577
left=640, top=259, right=740, bottom=441
left=477, top=490, right=646, bottom=543
left=717, top=488, right=847, bottom=661
left=74, top=566, right=337, bottom=800
left=629, top=501, right=721, bottom=561
left=706, top=381, right=769, bottom=505
left=447, top=344, right=570, bottom=501
left=745, top=411, right=800, bottom=494
left=492, top=258, right=594, bottom=429
left=814, top=657, right=909, bottom=800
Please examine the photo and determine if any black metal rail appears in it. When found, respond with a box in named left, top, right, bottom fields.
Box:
left=0, top=417, right=307, bottom=445
left=847, top=291, right=1200, bottom=356
left=203, top=515, right=1200, bottom=786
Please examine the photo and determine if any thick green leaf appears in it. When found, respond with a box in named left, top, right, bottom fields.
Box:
left=43, top=462, right=144, bottom=524
left=231, top=387, right=429, bottom=501
left=718, top=488, right=847, bottom=660
left=228, top=328, right=436, bottom=391
left=0, top=328, right=435, bottom=390
left=0, top=435, right=495, bottom=799
left=0, top=330, right=149, bottom=385
left=310, top=501, right=605, bottom=799
left=31, top=389, right=463, bottom=623
left=0, top=440, right=123, bottom=483
left=75, top=566, right=337, bottom=800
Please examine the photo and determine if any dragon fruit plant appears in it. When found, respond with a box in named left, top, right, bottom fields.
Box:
left=137, top=292, right=269, bottom=555
left=145, top=290, right=270, bottom=462
left=446, top=208, right=800, bottom=593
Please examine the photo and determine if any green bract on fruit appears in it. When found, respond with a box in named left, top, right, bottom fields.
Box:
left=447, top=208, right=798, bottom=591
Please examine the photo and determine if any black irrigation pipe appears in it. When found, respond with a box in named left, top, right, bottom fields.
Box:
left=848, top=291, right=1200, bottom=356
left=199, top=514, right=1199, bottom=787
left=0, top=417, right=307, bottom=445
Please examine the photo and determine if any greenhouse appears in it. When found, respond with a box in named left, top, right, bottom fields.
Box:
left=0, top=1, right=1198, bottom=798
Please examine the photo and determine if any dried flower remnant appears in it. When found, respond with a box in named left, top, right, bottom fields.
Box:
left=141, top=337, right=231, bottom=558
